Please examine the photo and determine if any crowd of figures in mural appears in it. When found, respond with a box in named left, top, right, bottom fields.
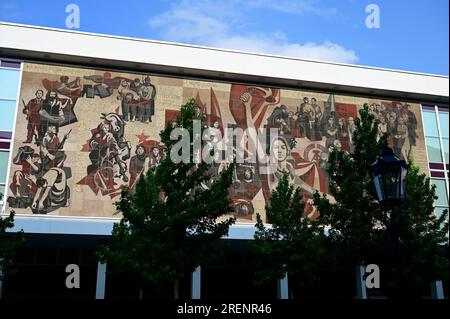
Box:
left=7, top=72, right=157, bottom=214
left=191, top=85, right=419, bottom=219
left=77, top=111, right=165, bottom=199
left=7, top=68, right=420, bottom=220
left=8, top=86, right=74, bottom=214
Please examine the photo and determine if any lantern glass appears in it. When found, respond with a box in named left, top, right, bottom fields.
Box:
left=399, top=165, right=407, bottom=201
left=370, top=146, right=408, bottom=204
left=384, top=169, right=400, bottom=201
left=373, top=174, right=385, bottom=202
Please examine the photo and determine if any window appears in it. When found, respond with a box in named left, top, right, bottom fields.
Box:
left=421, top=105, right=449, bottom=218
left=0, top=60, right=21, bottom=209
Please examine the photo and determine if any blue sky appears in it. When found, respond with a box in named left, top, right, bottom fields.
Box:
left=0, top=0, right=448, bottom=75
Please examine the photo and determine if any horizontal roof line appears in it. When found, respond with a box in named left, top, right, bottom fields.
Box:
left=1, top=21, right=447, bottom=79
left=1, top=22, right=448, bottom=103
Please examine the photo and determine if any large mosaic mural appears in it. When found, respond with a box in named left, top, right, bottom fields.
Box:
left=4, top=63, right=428, bottom=221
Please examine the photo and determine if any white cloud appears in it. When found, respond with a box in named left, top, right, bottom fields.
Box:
left=212, top=36, right=359, bottom=64
left=149, top=0, right=358, bottom=64
left=149, top=4, right=229, bottom=44
left=247, top=0, right=338, bottom=18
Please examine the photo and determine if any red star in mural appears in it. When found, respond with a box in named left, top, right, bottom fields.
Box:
left=136, top=131, right=150, bottom=144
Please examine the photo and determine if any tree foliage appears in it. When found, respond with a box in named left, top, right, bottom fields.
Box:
left=313, top=104, right=385, bottom=266
left=0, top=193, right=25, bottom=279
left=313, top=103, right=448, bottom=296
left=393, top=163, right=448, bottom=288
left=97, top=98, right=236, bottom=290
left=253, top=172, right=327, bottom=291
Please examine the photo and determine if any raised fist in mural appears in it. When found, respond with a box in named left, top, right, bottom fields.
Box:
left=239, top=92, right=251, bottom=103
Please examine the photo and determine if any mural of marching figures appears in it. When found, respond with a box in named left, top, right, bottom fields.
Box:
left=5, top=63, right=428, bottom=221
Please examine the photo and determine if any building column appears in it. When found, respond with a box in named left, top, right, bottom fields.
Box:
left=191, top=266, right=201, bottom=299
left=277, top=273, right=289, bottom=299
left=431, top=280, right=444, bottom=299
left=95, top=261, right=107, bottom=299
left=355, top=264, right=368, bottom=299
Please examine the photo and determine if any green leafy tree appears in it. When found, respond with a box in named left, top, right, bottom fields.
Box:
left=313, top=104, right=385, bottom=270
left=253, top=172, right=327, bottom=298
left=313, top=103, right=448, bottom=298
left=97, top=99, right=235, bottom=298
left=0, top=193, right=25, bottom=282
left=387, top=163, right=448, bottom=296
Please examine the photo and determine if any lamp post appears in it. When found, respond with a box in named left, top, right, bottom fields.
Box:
left=370, top=145, right=408, bottom=299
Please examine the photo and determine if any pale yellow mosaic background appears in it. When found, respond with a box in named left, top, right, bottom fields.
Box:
left=5, top=63, right=428, bottom=221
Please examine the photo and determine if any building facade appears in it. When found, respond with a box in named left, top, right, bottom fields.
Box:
left=0, top=22, right=448, bottom=299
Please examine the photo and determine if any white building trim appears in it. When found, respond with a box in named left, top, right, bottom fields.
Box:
left=0, top=22, right=448, bottom=103
left=7, top=215, right=258, bottom=239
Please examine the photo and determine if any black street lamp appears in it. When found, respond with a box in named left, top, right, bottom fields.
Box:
left=370, top=145, right=409, bottom=299
left=370, top=145, right=408, bottom=203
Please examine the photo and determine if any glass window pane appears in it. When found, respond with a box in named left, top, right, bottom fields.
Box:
left=442, top=137, right=449, bottom=164
left=434, top=207, right=449, bottom=220
left=0, top=100, right=17, bottom=131
left=426, top=137, right=443, bottom=163
left=0, top=151, right=10, bottom=183
left=432, top=179, right=449, bottom=207
left=422, top=110, right=439, bottom=136
left=438, top=111, right=449, bottom=138
left=0, top=68, right=21, bottom=99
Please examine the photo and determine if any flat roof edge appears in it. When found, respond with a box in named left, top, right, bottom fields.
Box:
left=0, top=22, right=448, bottom=103
left=1, top=21, right=448, bottom=78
